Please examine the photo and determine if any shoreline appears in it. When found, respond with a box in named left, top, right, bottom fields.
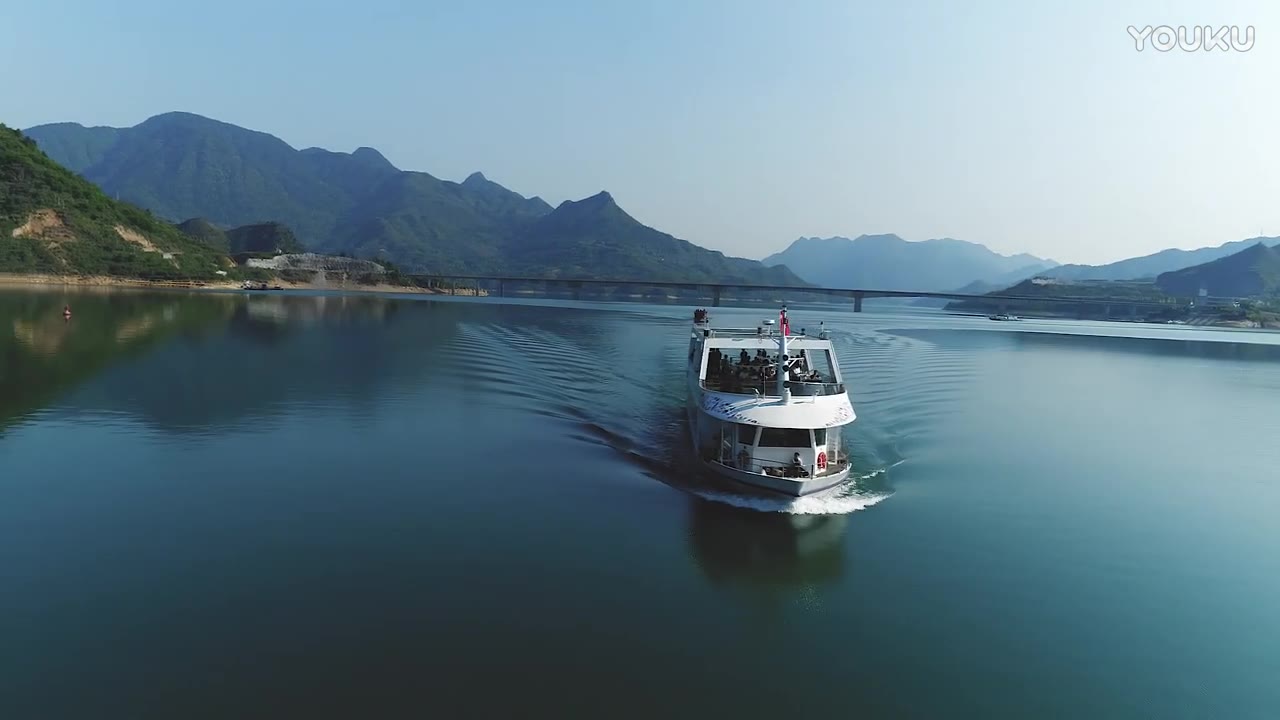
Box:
left=0, top=273, right=488, bottom=297
left=1, top=274, right=1274, bottom=328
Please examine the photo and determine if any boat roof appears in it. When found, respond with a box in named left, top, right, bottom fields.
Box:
left=697, top=335, right=833, bottom=351
left=699, top=391, right=855, bottom=429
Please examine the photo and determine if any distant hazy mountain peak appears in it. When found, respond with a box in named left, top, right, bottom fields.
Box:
left=1046, top=235, right=1280, bottom=281
left=557, top=190, right=616, bottom=212
left=138, top=111, right=235, bottom=130
left=350, top=146, right=396, bottom=170
left=1156, top=240, right=1280, bottom=297
left=763, top=232, right=1057, bottom=291
left=28, top=121, right=89, bottom=131
left=463, top=171, right=489, bottom=185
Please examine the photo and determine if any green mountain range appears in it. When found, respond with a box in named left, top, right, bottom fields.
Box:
left=174, top=218, right=228, bottom=250
left=25, top=112, right=805, bottom=285
left=176, top=218, right=304, bottom=255
left=508, top=191, right=805, bottom=284
left=1156, top=242, right=1280, bottom=298
left=0, top=124, right=226, bottom=279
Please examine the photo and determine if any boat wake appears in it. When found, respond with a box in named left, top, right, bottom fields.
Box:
left=688, top=486, right=892, bottom=515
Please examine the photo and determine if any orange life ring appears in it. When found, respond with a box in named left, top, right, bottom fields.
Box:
left=817, top=452, right=827, bottom=470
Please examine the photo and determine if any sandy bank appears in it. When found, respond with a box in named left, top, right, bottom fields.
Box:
left=0, top=273, right=488, bottom=297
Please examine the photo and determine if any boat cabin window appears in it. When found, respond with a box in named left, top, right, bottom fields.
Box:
left=757, top=427, right=812, bottom=448
left=813, top=427, right=827, bottom=445
left=737, top=424, right=758, bottom=445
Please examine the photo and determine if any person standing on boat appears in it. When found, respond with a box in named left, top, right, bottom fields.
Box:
left=791, top=452, right=806, bottom=477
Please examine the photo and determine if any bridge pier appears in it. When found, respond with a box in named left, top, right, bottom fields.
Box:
left=853, top=291, right=863, bottom=313
left=712, top=287, right=722, bottom=307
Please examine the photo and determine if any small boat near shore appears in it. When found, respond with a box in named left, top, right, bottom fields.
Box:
left=686, top=306, right=856, bottom=497
left=988, top=312, right=1020, bottom=321
left=242, top=280, right=284, bottom=291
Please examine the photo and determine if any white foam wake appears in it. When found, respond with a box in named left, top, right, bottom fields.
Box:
left=689, top=464, right=898, bottom=515
left=691, top=488, right=891, bottom=515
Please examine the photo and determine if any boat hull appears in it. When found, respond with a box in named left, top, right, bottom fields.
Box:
left=685, top=398, right=851, bottom=497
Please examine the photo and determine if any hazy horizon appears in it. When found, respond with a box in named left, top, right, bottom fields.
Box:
left=5, top=0, right=1276, bottom=266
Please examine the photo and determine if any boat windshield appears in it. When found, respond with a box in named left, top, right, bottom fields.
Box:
left=803, top=349, right=836, bottom=382
left=702, top=346, right=842, bottom=396
left=758, top=427, right=811, bottom=447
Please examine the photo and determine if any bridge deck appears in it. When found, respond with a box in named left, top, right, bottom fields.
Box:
left=405, top=273, right=1196, bottom=309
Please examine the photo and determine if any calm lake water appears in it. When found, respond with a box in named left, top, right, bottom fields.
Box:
left=3, top=288, right=1279, bottom=718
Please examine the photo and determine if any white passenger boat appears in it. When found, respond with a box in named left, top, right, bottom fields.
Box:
left=686, top=306, right=855, bottom=496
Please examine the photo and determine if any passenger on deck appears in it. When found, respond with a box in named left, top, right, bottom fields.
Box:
left=790, top=452, right=808, bottom=478
left=739, top=349, right=750, bottom=365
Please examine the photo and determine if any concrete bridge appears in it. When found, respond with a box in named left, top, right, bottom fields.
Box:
left=405, top=274, right=1191, bottom=315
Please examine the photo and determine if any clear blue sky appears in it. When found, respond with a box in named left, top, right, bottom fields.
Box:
left=3, top=0, right=1275, bottom=265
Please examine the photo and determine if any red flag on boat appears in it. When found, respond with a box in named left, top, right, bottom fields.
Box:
left=780, top=306, right=789, bottom=336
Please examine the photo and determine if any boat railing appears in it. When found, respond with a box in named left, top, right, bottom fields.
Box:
left=700, top=378, right=845, bottom=398
left=820, top=452, right=851, bottom=478
left=700, top=327, right=773, bottom=338
left=697, top=327, right=823, bottom=339
left=712, top=452, right=850, bottom=479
